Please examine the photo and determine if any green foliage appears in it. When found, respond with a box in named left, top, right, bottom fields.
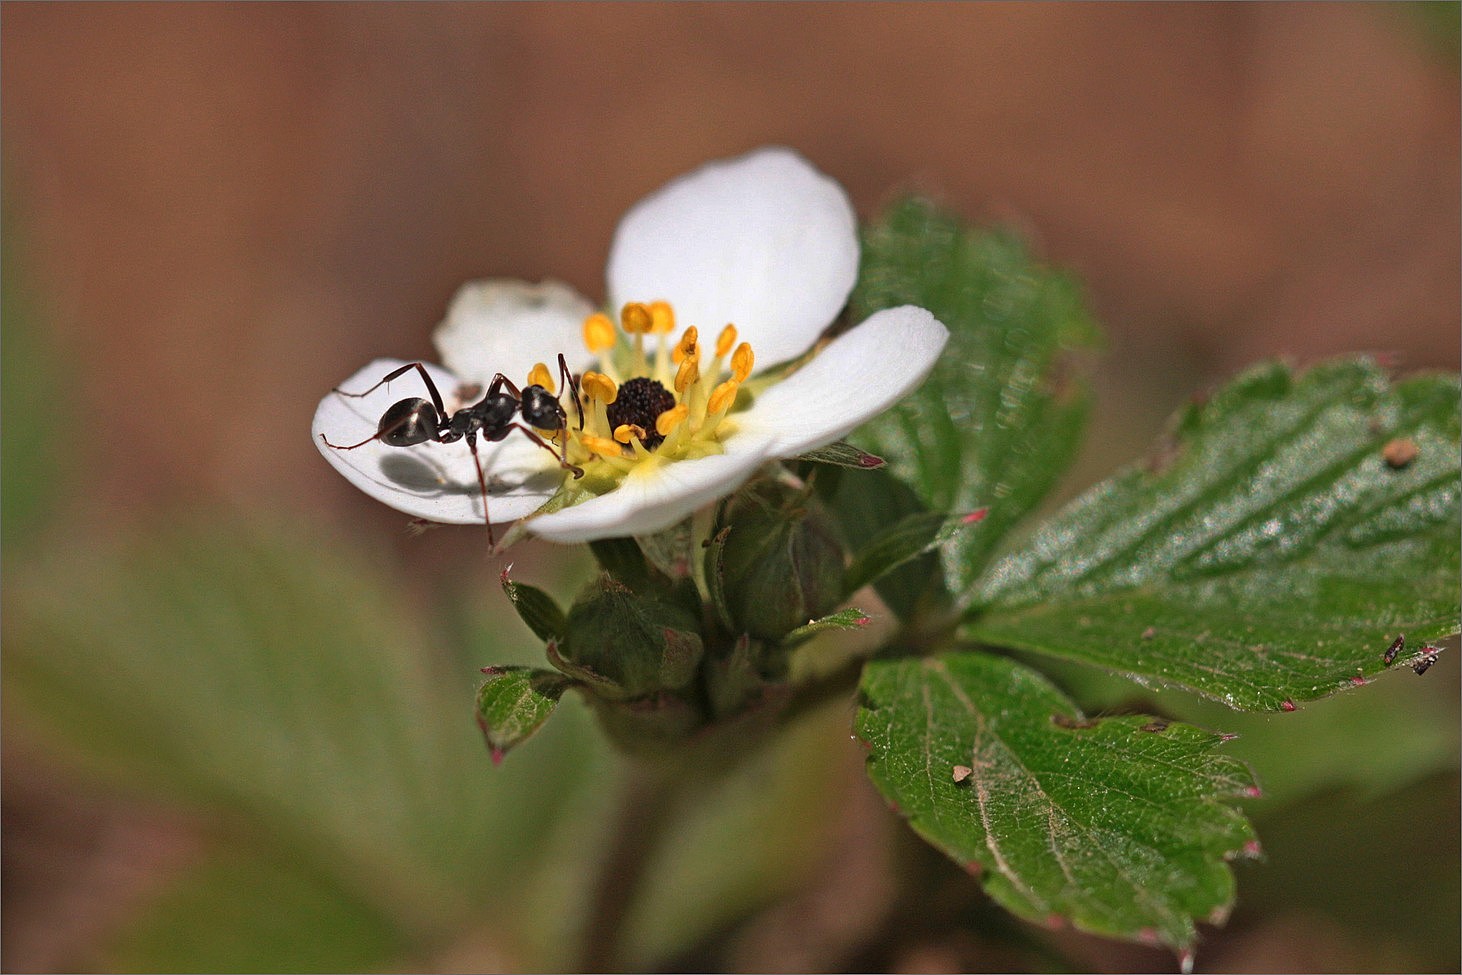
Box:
left=965, top=359, right=1460, bottom=710
left=4, top=521, right=605, bottom=966
left=849, top=197, right=1101, bottom=602
left=857, top=652, right=1258, bottom=952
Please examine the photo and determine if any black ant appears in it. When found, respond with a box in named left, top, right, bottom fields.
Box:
left=321, top=353, right=585, bottom=546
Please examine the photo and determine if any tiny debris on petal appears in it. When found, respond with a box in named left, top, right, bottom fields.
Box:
left=1382, top=437, right=1419, bottom=469
left=1349, top=675, right=1367, bottom=687
left=952, top=765, right=973, bottom=783
left=1244, top=785, right=1263, bottom=799
left=1279, top=699, right=1298, bottom=712
left=490, top=747, right=505, bottom=767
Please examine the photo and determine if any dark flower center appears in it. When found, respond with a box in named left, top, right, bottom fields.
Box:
left=606, top=377, right=676, bottom=449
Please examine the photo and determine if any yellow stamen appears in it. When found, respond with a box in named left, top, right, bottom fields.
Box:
left=707, top=379, right=740, bottom=415
left=613, top=423, right=647, bottom=445
left=527, top=361, right=554, bottom=393
left=656, top=404, right=688, bottom=436
left=675, top=354, right=700, bottom=393
left=583, top=312, right=616, bottom=353
left=649, top=300, right=676, bottom=334
left=581, top=434, right=626, bottom=460
left=672, top=326, right=699, bottom=364
left=621, top=302, right=653, bottom=335
left=581, top=371, right=618, bottom=404
left=715, top=324, right=737, bottom=358
left=731, top=342, right=755, bottom=382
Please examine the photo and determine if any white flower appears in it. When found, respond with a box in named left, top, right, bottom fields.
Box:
left=313, top=147, right=948, bottom=544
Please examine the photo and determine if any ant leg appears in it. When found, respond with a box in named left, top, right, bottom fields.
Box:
left=556, top=353, right=585, bottom=431
left=509, top=423, right=585, bottom=479
left=485, top=373, right=523, bottom=399
left=334, top=362, right=447, bottom=417
left=466, top=433, right=497, bottom=549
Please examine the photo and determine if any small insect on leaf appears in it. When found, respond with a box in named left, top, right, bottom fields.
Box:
left=1384, top=634, right=1405, bottom=666
left=952, top=764, right=973, bottom=783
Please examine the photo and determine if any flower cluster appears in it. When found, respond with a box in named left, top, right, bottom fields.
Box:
left=313, top=147, right=948, bottom=544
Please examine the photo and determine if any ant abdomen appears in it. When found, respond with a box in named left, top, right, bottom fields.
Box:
left=378, top=398, right=439, bottom=447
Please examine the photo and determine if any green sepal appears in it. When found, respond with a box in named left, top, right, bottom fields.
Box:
left=474, top=666, right=572, bottom=762
left=843, top=508, right=989, bottom=599
left=795, top=440, right=886, bottom=470
left=499, top=568, right=566, bottom=643
left=554, top=572, right=704, bottom=700
left=782, top=607, right=873, bottom=646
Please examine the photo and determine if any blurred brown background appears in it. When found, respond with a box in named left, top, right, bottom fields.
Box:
left=3, top=3, right=1458, bottom=972
left=4, top=2, right=1457, bottom=527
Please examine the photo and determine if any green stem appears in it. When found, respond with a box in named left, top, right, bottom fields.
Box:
left=577, top=757, right=688, bottom=972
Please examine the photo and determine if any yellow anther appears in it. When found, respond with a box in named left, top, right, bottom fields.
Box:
left=655, top=403, right=688, bottom=436
left=671, top=326, right=699, bottom=365
left=675, top=354, right=700, bottom=393
left=715, top=323, right=737, bottom=358
left=581, top=371, right=618, bottom=404
left=613, top=423, right=647, bottom=445
left=581, top=434, right=625, bottom=459
left=621, top=302, right=653, bottom=334
left=649, top=300, right=676, bottom=334
left=526, top=361, right=554, bottom=393
left=731, top=342, right=755, bottom=382
left=583, top=312, right=616, bottom=353
left=707, top=378, right=740, bottom=415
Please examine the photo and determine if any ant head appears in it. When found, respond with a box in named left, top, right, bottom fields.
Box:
left=520, top=385, right=567, bottom=430
left=378, top=397, right=440, bottom=446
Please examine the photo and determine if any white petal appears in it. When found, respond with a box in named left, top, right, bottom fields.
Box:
left=312, top=358, right=565, bottom=526
left=738, top=306, right=949, bottom=457
left=433, top=279, right=598, bottom=389
left=526, top=434, right=775, bottom=543
left=607, top=147, right=858, bottom=370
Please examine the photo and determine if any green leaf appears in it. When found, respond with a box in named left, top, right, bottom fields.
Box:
left=966, top=358, right=1461, bottom=710
left=476, top=666, right=573, bottom=761
left=856, top=651, right=1258, bottom=952
left=500, top=568, right=567, bottom=643
left=850, top=197, right=1101, bottom=600
left=795, top=440, right=886, bottom=469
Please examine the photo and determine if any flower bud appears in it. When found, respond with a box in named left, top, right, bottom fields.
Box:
left=553, top=572, right=704, bottom=700
left=708, top=479, right=847, bottom=642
